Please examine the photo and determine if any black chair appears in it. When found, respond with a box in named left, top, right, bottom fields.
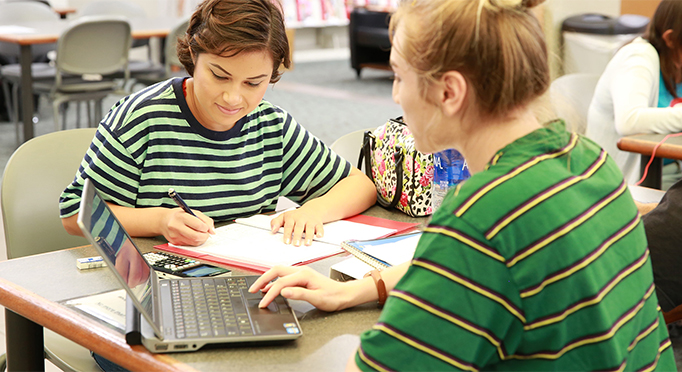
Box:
left=349, top=8, right=392, bottom=78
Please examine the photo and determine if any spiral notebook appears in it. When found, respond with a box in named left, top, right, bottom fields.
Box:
left=332, top=232, right=422, bottom=280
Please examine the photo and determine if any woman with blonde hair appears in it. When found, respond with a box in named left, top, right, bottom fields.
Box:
left=251, top=0, right=674, bottom=370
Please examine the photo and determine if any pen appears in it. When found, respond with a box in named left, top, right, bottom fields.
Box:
left=168, top=188, right=197, bottom=217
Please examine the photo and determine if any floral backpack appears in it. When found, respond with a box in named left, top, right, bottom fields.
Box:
left=358, top=117, right=434, bottom=217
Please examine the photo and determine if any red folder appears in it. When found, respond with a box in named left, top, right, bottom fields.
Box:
left=154, top=243, right=343, bottom=274
left=343, top=215, right=420, bottom=238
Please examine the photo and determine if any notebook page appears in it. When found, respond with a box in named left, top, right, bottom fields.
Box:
left=171, top=223, right=343, bottom=268
left=234, top=214, right=397, bottom=245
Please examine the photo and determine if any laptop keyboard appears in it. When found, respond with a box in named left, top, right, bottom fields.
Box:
left=171, top=277, right=253, bottom=339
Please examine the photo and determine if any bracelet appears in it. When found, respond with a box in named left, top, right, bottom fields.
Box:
left=364, top=269, right=387, bottom=308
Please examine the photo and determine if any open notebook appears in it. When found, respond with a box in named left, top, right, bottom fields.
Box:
left=157, top=212, right=418, bottom=273
left=330, top=232, right=422, bottom=281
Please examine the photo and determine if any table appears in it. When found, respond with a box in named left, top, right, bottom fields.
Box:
left=0, top=206, right=426, bottom=372
left=617, top=133, right=682, bottom=189
left=53, top=7, right=77, bottom=19
left=0, top=17, right=179, bottom=143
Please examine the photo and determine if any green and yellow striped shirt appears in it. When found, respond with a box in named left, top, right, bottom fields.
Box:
left=357, top=120, right=674, bottom=371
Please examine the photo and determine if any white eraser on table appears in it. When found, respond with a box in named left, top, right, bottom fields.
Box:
left=77, top=256, right=107, bottom=270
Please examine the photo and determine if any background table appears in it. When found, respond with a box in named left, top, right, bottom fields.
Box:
left=617, top=133, right=682, bottom=189
left=0, top=17, right=178, bottom=143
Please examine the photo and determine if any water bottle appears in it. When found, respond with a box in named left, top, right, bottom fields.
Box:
left=432, top=149, right=470, bottom=211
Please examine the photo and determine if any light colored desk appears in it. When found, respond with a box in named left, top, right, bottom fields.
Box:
left=0, top=17, right=178, bottom=143
left=0, top=206, right=425, bottom=372
left=617, top=133, right=682, bottom=189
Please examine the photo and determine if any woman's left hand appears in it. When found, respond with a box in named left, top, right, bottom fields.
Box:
left=270, top=208, right=324, bottom=246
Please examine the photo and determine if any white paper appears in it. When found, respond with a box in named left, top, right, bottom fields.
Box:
left=329, top=257, right=375, bottom=280
left=63, top=289, right=127, bottom=332
left=174, top=223, right=343, bottom=268
left=171, top=214, right=398, bottom=269
left=234, top=215, right=397, bottom=246
left=275, top=196, right=300, bottom=212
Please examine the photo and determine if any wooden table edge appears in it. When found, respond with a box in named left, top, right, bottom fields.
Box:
left=0, top=277, right=196, bottom=372
left=617, top=136, right=682, bottom=159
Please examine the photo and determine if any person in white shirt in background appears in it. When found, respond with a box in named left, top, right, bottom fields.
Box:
left=586, top=0, right=682, bottom=185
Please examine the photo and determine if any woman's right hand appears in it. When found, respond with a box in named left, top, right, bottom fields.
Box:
left=249, top=266, right=358, bottom=312
left=162, top=208, right=215, bottom=246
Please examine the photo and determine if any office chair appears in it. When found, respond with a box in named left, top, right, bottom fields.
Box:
left=0, top=1, right=59, bottom=142
left=1, top=16, right=132, bottom=133
left=549, top=72, right=601, bottom=135
left=32, top=16, right=131, bottom=131
left=78, top=0, right=165, bottom=91
left=330, top=127, right=375, bottom=172
left=132, top=18, right=190, bottom=88
left=1, top=128, right=102, bottom=372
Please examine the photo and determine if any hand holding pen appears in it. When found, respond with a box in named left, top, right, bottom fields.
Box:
left=169, top=188, right=198, bottom=217
left=167, top=188, right=215, bottom=245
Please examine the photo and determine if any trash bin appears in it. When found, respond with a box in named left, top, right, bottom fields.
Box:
left=562, top=13, right=649, bottom=75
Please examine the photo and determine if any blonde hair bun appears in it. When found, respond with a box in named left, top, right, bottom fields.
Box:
left=485, top=0, right=546, bottom=10
left=522, top=0, right=546, bottom=9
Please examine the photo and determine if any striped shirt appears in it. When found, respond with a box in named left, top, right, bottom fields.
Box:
left=356, top=120, right=674, bottom=371
left=60, top=78, right=351, bottom=221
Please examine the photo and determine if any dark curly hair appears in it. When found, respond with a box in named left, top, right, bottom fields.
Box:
left=177, top=0, right=291, bottom=83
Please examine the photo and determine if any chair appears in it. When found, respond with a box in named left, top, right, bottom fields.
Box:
left=78, top=0, right=150, bottom=55
left=0, top=1, right=59, bottom=141
left=131, top=18, right=190, bottom=88
left=549, top=72, right=601, bottom=135
left=1, top=128, right=102, bottom=372
left=2, top=16, right=132, bottom=132
left=330, top=128, right=374, bottom=172
left=349, top=8, right=392, bottom=78
left=78, top=0, right=165, bottom=91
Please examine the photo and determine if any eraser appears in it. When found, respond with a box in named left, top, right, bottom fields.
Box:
left=77, top=256, right=107, bottom=270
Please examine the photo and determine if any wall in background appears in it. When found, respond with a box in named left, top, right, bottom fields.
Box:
left=541, top=0, right=661, bottom=79
left=621, top=0, right=661, bottom=18
left=541, top=0, right=620, bottom=79
left=52, top=1, right=661, bottom=81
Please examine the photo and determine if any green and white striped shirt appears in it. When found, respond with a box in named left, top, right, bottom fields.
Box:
left=356, top=120, right=674, bottom=371
left=60, top=78, right=351, bottom=221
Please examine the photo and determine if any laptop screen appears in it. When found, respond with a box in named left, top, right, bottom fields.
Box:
left=77, top=179, right=157, bottom=329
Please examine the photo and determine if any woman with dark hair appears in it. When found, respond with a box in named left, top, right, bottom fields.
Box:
left=587, top=0, right=682, bottom=184
left=251, top=0, right=674, bottom=370
left=59, top=0, right=376, bottom=247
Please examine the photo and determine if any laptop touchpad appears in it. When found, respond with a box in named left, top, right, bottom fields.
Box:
left=242, top=290, right=279, bottom=313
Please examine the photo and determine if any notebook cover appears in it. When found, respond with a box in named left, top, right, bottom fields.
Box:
left=154, top=244, right=345, bottom=274
left=343, top=215, right=419, bottom=237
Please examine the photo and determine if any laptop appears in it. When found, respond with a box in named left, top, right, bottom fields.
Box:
left=76, top=178, right=302, bottom=353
